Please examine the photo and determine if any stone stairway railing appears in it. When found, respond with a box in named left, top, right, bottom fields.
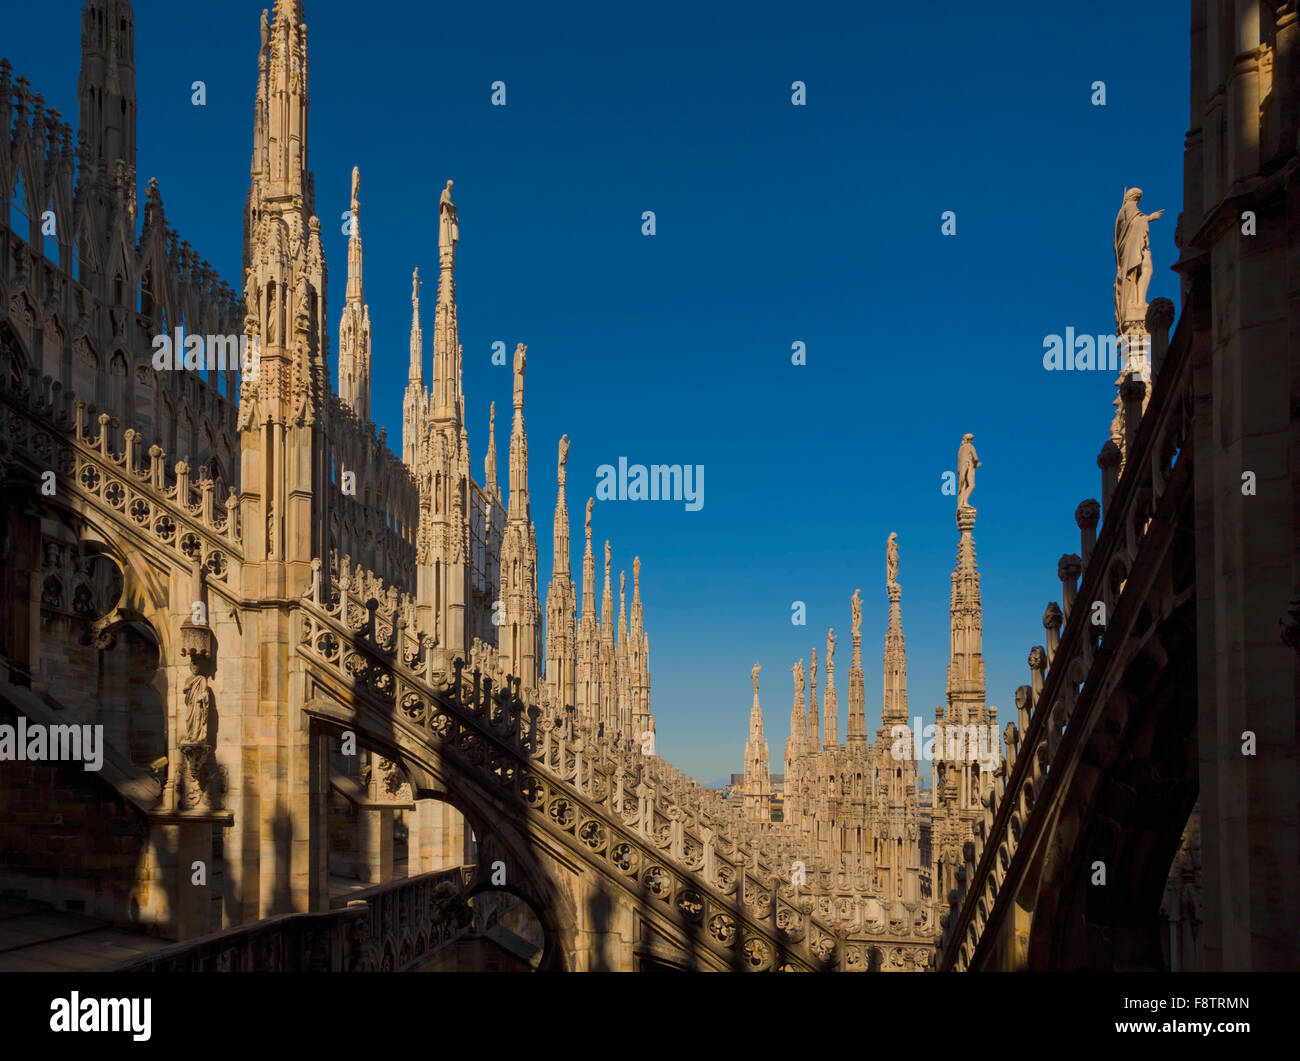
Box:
left=307, top=549, right=937, bottom=963
left=0, top=367, right=244, bottom=588
left=938, top=302, right=1193, bottom=970
left=297, top=587, right=846, bottom=970
left=315, top=552, right=778, bottom=870
left=105, top=866, right=472, bottom=972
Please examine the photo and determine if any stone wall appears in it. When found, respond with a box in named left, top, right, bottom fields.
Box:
left=0, top=699, right=156, bottom=927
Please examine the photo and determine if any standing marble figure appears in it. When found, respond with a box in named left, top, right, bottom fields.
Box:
left=1113, top=187, right=1164, bottom=323
left=957, top=434, right=980, bottom=509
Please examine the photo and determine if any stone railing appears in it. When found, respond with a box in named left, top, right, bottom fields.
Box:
left=0, top=368, right=243, bottom=585
left=938, top=300, right=1194, bottom=970
left=335, top=865, right=474, bottom=971
left=302, top=544, right=937, bottom=966
left=104, top=907, right=366, bottom=972
left=105, top=866, right=471, bottom=972
left=297, top=593, right=847, bottom=970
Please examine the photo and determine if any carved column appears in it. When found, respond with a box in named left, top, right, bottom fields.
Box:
left=1145, top=297, right=1175, bottom=380
left=1075, top=499, right=1100, bottom=568
left=1028, top=647, right=1046, bottom=705
left=410, top=797, right=437, bottom=874
left=1043, top=602, right=1063, bottom=669
left=1121, top=374, right=1147, bottom=459
left=1015, top=684, right=1033, bottom=741
left=1057, top=555, right=1082, bottom=625
left=357, top=758, right=394, bottom=885
left=1097, top=441, right=1121, bottom=519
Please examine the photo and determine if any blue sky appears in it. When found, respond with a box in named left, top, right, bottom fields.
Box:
left=5, top=1, right=1189, bottom=784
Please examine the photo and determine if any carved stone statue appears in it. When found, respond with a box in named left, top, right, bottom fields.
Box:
left=265, top=285, right=277, bottom=344
left=957, top=433, right=980, bottom=509
left=513, top=343, right=526, bottom=409
left=1114, top=187, right=1164, bottom=324
left=182, top=673, right=210, bottom=745
left=585, top=497, right=593, bottom=540
left=751, top=661, right=761, bottom=695
left=850, top=589, right=862, bottom=637
left=260, top=8, right=269, bottom=49
left=557, top=434, right=569, bottom=484
left=438, top=179, right=458, bottom=250
left=886, top=532, right=899, bottom=587
left=350, top=165, right=360, bottom=217
left=792, top=659, right=805, bottom=698
left=826, top=628, right=836, bottom=669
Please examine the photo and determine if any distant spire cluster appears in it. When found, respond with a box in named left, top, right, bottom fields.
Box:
left=740, top=435, right=997, bottom=916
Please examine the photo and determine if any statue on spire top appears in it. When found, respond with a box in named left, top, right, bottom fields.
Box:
left=513, top=343, right=526, bottom=409
left=557, top=434, right=569, bottom=485
left=957, top=434, right=980, bottom=510
left=751, top=661, right=762, bottom=695
left=1113, top=187, right=1164, bottom=326
left=438, top=180, right=458, bottom=251
left=886, top=532, right=899, bottom=588
left=851, top=589, right=862, bottom=637
left=585, top=497, right=593, bottom=541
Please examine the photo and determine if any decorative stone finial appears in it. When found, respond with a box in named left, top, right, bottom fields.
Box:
left=1146, top=297, right=1175, bottom=332
left=1075, top=499, right=1101, bottom=530
left=1057, top=554, right=1082, bottom=584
